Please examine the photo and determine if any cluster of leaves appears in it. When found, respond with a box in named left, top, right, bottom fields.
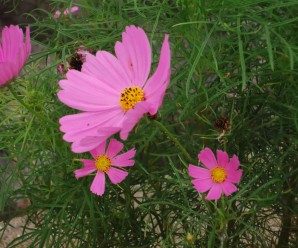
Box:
left=0, top=0, right=297, bottom=247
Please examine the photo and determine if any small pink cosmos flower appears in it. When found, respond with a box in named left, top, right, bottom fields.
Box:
left=54, top=6, right=79, bottom=19
left=74, top=139, right=136, bottom=196
left=58, top=25, right=171, bottom=153
left=0, top=25, right=31, bottom=86
left=188, top=148, right=243, bottom=200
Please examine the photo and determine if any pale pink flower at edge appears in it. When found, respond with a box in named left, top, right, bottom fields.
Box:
left=74, top=139, right=136, bottom=196
left=75, top=47, right=92, bottom=63
left=58, top=25, right=171, bottom=153
left=54, top=6, right=79, bottom=19
left=0, top=25, right=31, bottom=86
left=188, top=148, right=243, bottom=200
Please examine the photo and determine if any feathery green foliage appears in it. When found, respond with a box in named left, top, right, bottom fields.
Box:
left=0, top=0, right=297, bottom=247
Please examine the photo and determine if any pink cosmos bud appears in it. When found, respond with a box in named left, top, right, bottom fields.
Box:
left=54, top=6, right=79, bottom=18
left=57, top=63, right=65, bottom=76
left=54, top=10, right=61, bottom=19
left=64, top=6, right=79, bottom=15
left=252, top=77, right=257, bottom=84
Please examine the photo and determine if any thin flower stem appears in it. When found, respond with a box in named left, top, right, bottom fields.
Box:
left=219, top=196, right=227, bottom=248
left=153, top=120, right=197, bottom=164
left=223, top=138, right=227, bottom=152
left=7, top=84, right=58, bottom=127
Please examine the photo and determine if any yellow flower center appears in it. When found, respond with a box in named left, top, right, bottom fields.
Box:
left=211, top=167, right=227, bottom=183
left=120, top=86, right=145, bottom=112
left=95, top=154, right=111, bottom=172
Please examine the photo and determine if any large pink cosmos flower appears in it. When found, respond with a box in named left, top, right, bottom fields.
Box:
left=188, top=148, right=243, bottom=200
left=0, top=25, right=31, bottom=86
left=74, top=139, right=136, bottom=196
left=58, top=25, right=171, bottom=153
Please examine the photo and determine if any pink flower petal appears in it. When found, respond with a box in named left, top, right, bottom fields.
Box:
left=191, top=178, right=213, bottom=193
left=74, top=159, right=96, bottom=178
left=82, top=51, right=130, bottom=90
left=188, top=165, right=211, bottom=179
left=57, top=90, right=119, bottom=112
left=90, top=172, right=105, bottom=196
left=0, top=62, right=16, bottom=86
left=1, top=25, right=22, bottom=60
left=198, top=148, right=218, bottom=170
left=120, top=101, right=150, bottom=140
left=81, top=159, right=95, bottom=166
left=90, top=141, right=107, bottom=158
left=147, top=82, right=169, bottom=116
left=216, top=150, right=229, bottom=168
left=72, top=137, right=103, bottom=154
left=106, top=139, right=124, bottom=158
left=62, top=123, right=116, bottom=143
left=205, top=184, right=222, bottom=200
left=59, top=111, right=124, bottom=153
left=227, top=155, right=240, bottom=171
left=0, top=25, right=31, bottom=86
left=112, top=148, right=136, bottom=167
left=143, top=34, right=171, bottom=115
left=115, top=25, right=151, bottom=87
left=58, top=70, right=120, bottom=112
left=226, top=169, right=243, bottom=184
left=106, top=167, right=128, bottom=184
left=70, top=127, right=120, bottom=153
left=221, top=181, right=238, bottom=196
left=59, top=110, right=123, bottom=134
left=113, top=159, right=135, bottom=167
left=71, top=6, right=79, bottom=13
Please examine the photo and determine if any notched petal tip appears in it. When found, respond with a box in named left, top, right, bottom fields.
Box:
left=216, top=149, right=229, bottom=168
left=198, top=147, right=217, bottom=170
left=205, top=185, right=222, bottom=200
left=107, top=167, right=129, bottom=184
left=164, top=34, right=170, bottom=42
left=228, top=154, right=241, bottom=171
left=90, top=172, right=105, bottom=196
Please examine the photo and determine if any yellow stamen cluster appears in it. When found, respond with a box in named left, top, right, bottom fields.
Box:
left=211, top=167, right=227, bottom=183
left=120, top=86, right=144, bottom=112
left=95, top=154, right=111, bottom=172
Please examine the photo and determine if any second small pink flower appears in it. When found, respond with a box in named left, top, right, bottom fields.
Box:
left=188, top=148, right=243, bottom=200
left=74, top=139, right=136, bottom=196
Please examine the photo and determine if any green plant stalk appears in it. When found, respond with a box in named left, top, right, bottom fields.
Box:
left=220, top=196, right=227, bottom=248
left=153, top=120, right=197, bottom=164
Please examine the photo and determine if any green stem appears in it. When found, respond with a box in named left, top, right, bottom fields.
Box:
left=153, top=120, right=196, bottom=164
left=7, top=84, right=58, bottom=127
left=219, top=196, right=227, bottom=248
left=223, top=138, right=227, bottom=151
